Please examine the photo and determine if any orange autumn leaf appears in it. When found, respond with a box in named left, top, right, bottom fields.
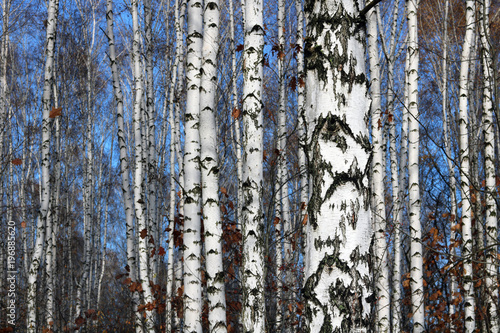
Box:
left=49, top=107, right=62, bottom=118
left=11, top=158, right=22, bottom=166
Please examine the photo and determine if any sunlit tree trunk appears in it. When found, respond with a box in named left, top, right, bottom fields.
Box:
left=302, top=0, right=373, bottom=331
left=479, top=0, right=498, bottom=331
left=241, top=0, right=266, bottom=331
left=183, top=0, right=204, bottom=331
left=27, top=0, right=59, bottom=330
left=199, top=1, right=227, bottom=331
left=367, top=6, right=390, bottom=332
left=106, top=1, right=143, bottom=331
left=406, top=0, right=425, bottom=330
left=131, top=0, right=155, bottom=330
left=458, top=0, right=476, bottom=330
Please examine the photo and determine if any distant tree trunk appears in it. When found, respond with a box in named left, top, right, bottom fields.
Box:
left=241, top=0, right=266, bottom=331
left=106, top=0, right=143, bottom=330
left=479, top=0, right=498, bottom=331
left=27, top=0, right=59, bottom=331
left=302, top=0, right=373, bottom=331
left=458, top=0, right=476, bottom=331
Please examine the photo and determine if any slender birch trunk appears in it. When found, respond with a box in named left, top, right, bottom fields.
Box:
left=165, top=1, right=182, bottom=331
left=303, top=0, right=372, bottom=331
left=229, top=0, right=243, bottom=229
left=439, top=1, right=459, bottom=330
left=406, top=0, right=425, bottom=329
left=183, top=0, right=204, bottom=331
left=479, top=1, right=498, bottom=331
left=131, top=0, right=155, bottom=330
left=275, top=0, right=287, bottom=329
left=241, top=0, right=266, bottom=331
left=367, top=6, right=390, bottom=332
left=144, top=0, right=159, bottom=286
left=198, top=1, right=227, bottom=331
left=27, top=0, right=59, bottom=330
left=106, top=1, right=143, bottom=331
left=0, top=0, right=10, bottom=158
left=458, top=0, right=476, bottom=330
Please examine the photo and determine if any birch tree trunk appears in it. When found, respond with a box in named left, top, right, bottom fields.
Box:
left=183, top=0, right=204, bottom=331
left=199, top=1, right=227, bottom=331
left=406, top=0, right=425, bottom=329
left=479, top=1, right=498, bottom=331
left=458, top=0, right=476, bottom=330
left=439, top=1, right=459, bottom=331
left=367, top=6, right=390, bottom=332
left=106, top=1, right=143, bottom=331
left=27, top=0, right=59, bottom=330
left=131, top=0, right=155, bottom=330
left=241, top=0, right=266, bottom=331
left=302, top=0, right=372, bottom=331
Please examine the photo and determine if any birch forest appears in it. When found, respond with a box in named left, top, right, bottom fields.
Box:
left=0, top=0, right=499, bottom=331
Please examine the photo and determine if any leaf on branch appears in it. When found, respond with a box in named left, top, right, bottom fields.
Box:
left=274, top=217, right=280, bottom=226
left=302, top=214, right=308, bottom=226
left=49, top=107, right=62, bottom=118
left=140, top=228, right=148, bottom=239
left=236, top=44, right=244, bottom=52
left=289, top=77, right=297, bottom=91
left=11, top=158, right=22, bottom=166
left=221, top=187, right=228, bottom=196
left=158, top=246, right=166, bottom=256
left=20, top=221, right=26, bottom=228
left=75, top=316, right=85, bottom=327
left=231, top=108, right=241, bottom=119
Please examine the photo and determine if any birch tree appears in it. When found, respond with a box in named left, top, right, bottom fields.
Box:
left=183, top=0, right=204, bottom=330
left=106, top=0, right=143, bottom=330
left=458, top=0, right=476, bottom=330
left=27, top=0, right=59, bottom=330
left=241, top=0, right=266, bottom=331
left=479, top=0, right=498, bottom=331
left=198, top=0, right=227, bottom=331
left=302, top=0, right=372, bottom=331
left=367, top=5, right=390, bottom=332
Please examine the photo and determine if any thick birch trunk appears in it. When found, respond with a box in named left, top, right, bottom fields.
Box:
left=241, top=0, right=266, bottom=332
left=458, top=0, right=476, bottom=330
left=303, top=1, right=372, bottom=331
left=199, top=2, right=227, bottom=332
left=27, top=0, right=59, bottom=330
left=183, top=0, right=204, bottom=331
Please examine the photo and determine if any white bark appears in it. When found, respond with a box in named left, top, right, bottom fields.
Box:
left=241, top=0, right=266, bottom=331
left=183, top=0, right=204, bottom=331
left=27, top=0, right=59, bottom=330
left=303, top=0, right=372, bottom=331
left=458, top=0, right=476, bottom=330
left=106, top=0, right=143, bottom=330
left=406, top=0, right=424, bottom=330
left=199, top=1, right=227, bottom=331
left=131, top=0, right=155, bottom=330
left=479, top=1, right=498, bottom=331
left=367, top=6, right=390, bottom=332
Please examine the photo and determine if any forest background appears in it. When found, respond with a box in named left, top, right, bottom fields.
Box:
left=0, top=0, right=499, bottom=332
